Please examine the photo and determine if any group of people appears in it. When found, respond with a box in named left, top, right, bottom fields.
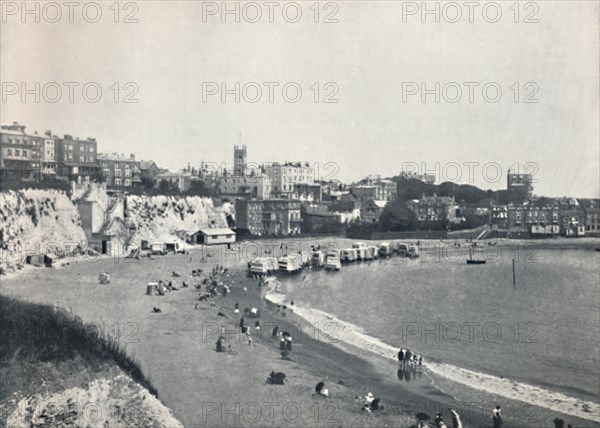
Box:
left=397, top=348, right=423, bottom=367
left=358, top=392, right=384, bottom=413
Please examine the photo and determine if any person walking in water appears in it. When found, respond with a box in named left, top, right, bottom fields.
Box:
left=492, top=405, right=503, bottom=428
left=397, top=348, right=405, bottom=367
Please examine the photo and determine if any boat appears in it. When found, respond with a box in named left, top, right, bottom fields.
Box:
left=324, top=251, right=342, bottom=271
left=249, top=257, right=278, bottom=275
left=310, top=250, right=326, bottom=267
left=395, top=243, right=409, bottom=257
left=352, top=242, right=368, bottom=260
left=341, top=248, right=358, bottom=263
left=407, top=244, right=419, bottom=258
left=278, top=255, right=303, bottom=273
left=466, top=243, right=486, bottom=265
left=367, top=246, right=378, bottom=260
left=378, top=242, right=392, bottom=257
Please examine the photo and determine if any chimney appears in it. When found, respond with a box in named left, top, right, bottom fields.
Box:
left=45, top=130, right=52, bottom=137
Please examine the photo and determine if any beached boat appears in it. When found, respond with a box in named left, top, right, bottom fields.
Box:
left=278, top=256, right=304, bottom=273
left=366, top=246, right=378, bottom=260
left=407, top=244, right=419, bottom=258
left=378, top=242, right=392, bottom=257
left=341, top=248, right=358, bottom=263
left=310, top=250, right=326, bottom=267
left=324, top=251, right=342, bottom=271
left=352, top=242, right=368, bottom=260
left=395, top=243, right=409, bottom=256
left=249, top=257, right=278, bottom=275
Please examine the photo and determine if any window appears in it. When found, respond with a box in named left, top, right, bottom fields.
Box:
left=102, top=163, right=108, bottom=168
left=7, top=148, right=12, bottom=156
left=115, top=178, right=122, bottom=186
left=22, top=149, right=28, bottom=157
left=125, top=170, right=132, bottom=177
left=103, top=169, right=110, bottom=176
left=68, top=154, right=73, bottom=161
left=80, top=156, right=85, bottom=162
left=15, top=149, right=20, bottom=157
left=125, top=163, right=130, bottom=169
left=115, top=169, right=122, bottom=177
left=124, top=179, right=131, bottom=187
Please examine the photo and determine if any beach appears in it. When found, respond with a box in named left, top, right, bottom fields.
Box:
left=1, top=237, right=599, bottom=427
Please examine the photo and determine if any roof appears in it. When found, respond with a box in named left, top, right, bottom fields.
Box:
left=62, top=162, right=100, bottom=167
left=371, top=200, right=388, bottom=208
left=140, top=160, right=158, bottom=170
left=196, top=228, right=235, bottom=236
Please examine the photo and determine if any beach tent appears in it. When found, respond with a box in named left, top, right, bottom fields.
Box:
left=44, top=253, right=58, bottom=268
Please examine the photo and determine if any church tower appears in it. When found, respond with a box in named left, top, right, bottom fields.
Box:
left=234, top=145, right=247, bottom=176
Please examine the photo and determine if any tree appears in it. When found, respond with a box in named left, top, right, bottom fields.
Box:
left=158, top=179, right=176, bottom=194
left=379, top=200, right=417, bottom=231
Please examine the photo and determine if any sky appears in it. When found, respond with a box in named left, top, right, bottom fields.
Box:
left=1, top=1, right=599, bottom=197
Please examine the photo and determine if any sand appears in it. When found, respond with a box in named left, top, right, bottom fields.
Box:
left=2, top=238, right=599, bottom=427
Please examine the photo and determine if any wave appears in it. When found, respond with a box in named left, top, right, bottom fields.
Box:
left=265, top=282, right=600, bottom=423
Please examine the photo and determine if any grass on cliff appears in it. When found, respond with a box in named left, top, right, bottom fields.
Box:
left=0, top=295, right=157, bottom=398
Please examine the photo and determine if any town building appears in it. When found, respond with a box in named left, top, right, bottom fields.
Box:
left=350, top=185, right=379, bottom=201
left=361, top=199, right=388, bottom=223
left=41, top=131, right=57, bottom=176
left=191, top=228, right=236, bottom=245
left=140, top=160, right=161, bottom=183
left=261, top=199, right=302, bottom=235
left=373, top=179, right=397, bottom=201
left=0, top=122, right=42, bottom=180
left=407, top=195, right=459, bottom=224
left=220, top=173, right=272, bottom=199
left=560, top=209, right=586, bottom=237
left=507, top=169, right=534, bottom=199
left=56, top=134, right=99, bottom=181
left=293, top=183, right=322, bottom=202
left=585, top=207, right=600, bottom=236
left=301, top=202, right=344, bottom=234
left=98, top=153, right=141, bottom=188
left=262, top=162, right=315, bottom=197
left=505, top=204, right=560, bottom=236
left=234, top=198, right=264, bottom=235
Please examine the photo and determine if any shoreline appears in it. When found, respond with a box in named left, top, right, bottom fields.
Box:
left=263, top=271, right=600, bottom=425
left=1, top=242, right=599, bottom=427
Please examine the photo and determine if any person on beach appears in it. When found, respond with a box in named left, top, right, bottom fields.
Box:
left=492, top=405, right=503, bottom=428
left=272, top=325, right=280, bottom=341
left=434, top=412, right=444, bottom=426
left=405, top=349, right=413, bottom=365
left=448, top=408, right=463, bottom=428
left=234, top=302, right=240, bottom=314
left=315, top=381, right=329, bottom=397
left=397, top=348, right=405, bottom=366
left=255, top=320, right=261, bottom=334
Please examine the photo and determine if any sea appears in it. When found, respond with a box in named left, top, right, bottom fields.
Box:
left=266, top=247, right=600, bottom=423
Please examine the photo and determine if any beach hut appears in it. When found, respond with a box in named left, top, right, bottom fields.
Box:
left=191, top=228, right=236, bottom=245
left=26, top=254, right=45, bottom=267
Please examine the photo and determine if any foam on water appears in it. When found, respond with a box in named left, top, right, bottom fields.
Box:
left=265, top=282, right=600, bottom=423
